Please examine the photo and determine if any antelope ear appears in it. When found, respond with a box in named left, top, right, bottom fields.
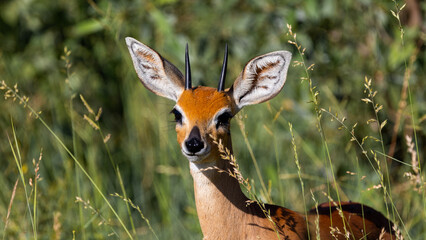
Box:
left=230, top=51, right=292, bottom=111
left=126, top=37, right=184, bottom=102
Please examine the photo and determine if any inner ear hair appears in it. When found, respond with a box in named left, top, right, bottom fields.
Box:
left=232, top=51, right=292, bottom=110
left=125, top=37, right=185, bottom=102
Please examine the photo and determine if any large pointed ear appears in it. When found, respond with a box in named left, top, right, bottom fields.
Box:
left=230, top=51, right=292, bottom=111
left=125, top=37, right=184, bottom=102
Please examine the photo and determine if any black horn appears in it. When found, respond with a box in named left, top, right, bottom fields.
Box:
left=185, top=43, right=192, bottom=90
left=217, top=44, right=228, bottom=92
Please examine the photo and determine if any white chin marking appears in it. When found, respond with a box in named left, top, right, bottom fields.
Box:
left=181, top=144, right=210, bottom=163
left=181, top=148, right=210, bottom=163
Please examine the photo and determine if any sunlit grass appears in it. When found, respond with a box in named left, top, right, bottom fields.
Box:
left=0, top=0, right=424, bottom=239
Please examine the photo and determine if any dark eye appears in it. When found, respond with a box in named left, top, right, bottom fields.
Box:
left=170, top=108, right=182, bottom=124
left=216, top=112, right=233, bottom=128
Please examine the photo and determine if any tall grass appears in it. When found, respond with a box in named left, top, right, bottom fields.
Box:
left=0, top=0, right=424, bottom=239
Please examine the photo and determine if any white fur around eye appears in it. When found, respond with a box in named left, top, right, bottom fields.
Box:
left=172, top=104, right=188, bottom=126
left=213, top=108, right=233, bottom=130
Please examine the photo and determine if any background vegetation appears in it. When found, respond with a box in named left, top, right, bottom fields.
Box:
left=0, top=0, right=424, bottom=239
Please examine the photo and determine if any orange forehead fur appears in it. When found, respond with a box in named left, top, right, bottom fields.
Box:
left=177, top=86, right=233, bottom=122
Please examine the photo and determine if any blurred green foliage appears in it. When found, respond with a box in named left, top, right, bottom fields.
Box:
left=0, top=0, right=425, bottom=239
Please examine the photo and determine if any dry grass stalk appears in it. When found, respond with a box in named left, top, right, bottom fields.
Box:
left=53, top=212, right=62, bottom=240
left=83, top=114, right=100, bottom=130
left=1, top=80, right=41, bottom=118
left=111, top=193, right=159, bottom=240
left=322, top=192, right=351, bottom=239
left=310, top=190, right=321, bottom=240
left=208, top=137, right=281, bottom=239
left=330, top=226, right=346, bottom=240
left=379, top=228, right=386, bottom=240
left=3, top=178, right=19, bottom=239
left=75, top=196, right=118, bottom=237
left=80, top=94, right=95, bottom=115
left=403, top=135, right=424, bottom=193
left=103, top=133, right=111, bottom=143
left=2, top=71, right=133, bottom=239
left=29, top=150, right=43, bottom=187
left=393, top=224, right=404, bottom=240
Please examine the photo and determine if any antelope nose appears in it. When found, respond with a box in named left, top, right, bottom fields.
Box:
left=185, top=138, right=204, bottom=154
left=185, top=126, right=204, bottom=154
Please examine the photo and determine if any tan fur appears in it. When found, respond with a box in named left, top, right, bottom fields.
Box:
left=177, top=87, right=395, bottom=240
left=125, top=39, right=395, bottom=239
left=176, top=87, right=235, bottom=164
left=188, top=134, right=308, bottom=240
left=177, top=87, right=233, bottom=125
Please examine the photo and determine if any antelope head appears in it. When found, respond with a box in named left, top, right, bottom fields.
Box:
left=125, top=37, right=291, bottom=165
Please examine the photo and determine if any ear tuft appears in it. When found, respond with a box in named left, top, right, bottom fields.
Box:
left=231, top=51, right=292, bottom=110
left=126, top=37, right=184, bottom=102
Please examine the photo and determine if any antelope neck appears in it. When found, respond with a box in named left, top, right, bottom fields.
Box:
left=189, top=140, right=257, bottom=237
